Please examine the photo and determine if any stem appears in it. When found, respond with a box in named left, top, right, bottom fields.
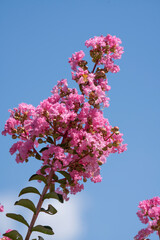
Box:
left=91, top=60, right=98, bottom=73
left=64, top=152, right=90, bottom=169
left=106, top=132, right=114, bottom=141
left=25, top=169, right=54, bottom=240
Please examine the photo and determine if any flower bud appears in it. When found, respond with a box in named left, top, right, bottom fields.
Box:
left=115, top=131, right=120, bottom=135
left=89, top=152, right=94, bottom=157
left=48, top=129, right=53, bottom=135
left=38, top=138, right=43, bottom=144
left=103, top=67, right=109, bottom=73
left=98, top=161, right=103, bottom=166
left=110, top=45, right=116, bottom=53
left=12, top=134, right=17, bottom=139
left=107, top=143, right=113, bottom=148
left=112, top=141, right=121, bottom=147
left=99, top=150, right=103, bottom=155
left=111, top=126, right=119, bottom=133
left=63, top=188, right=69, bottom=194
left=78, top=60, right=88, bottom=67
left=95, top=70, right=106, bottom=79
left=102, top=146, right=108, bottom=151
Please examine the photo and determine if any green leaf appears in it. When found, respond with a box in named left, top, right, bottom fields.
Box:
left=6, top=213, right=29, bottom=227
left=58, top=171, right=72, bottom=183
left=29, top=174, right=47, bottom=184
left=19, top=186, right=41, bottom=197
left=32, top=225, right=54, bottom=235
left=40, top=165, right=50, bottom=175
left=43, top=192, right=63, bottom=203
left=40, top=204, right=57, bottom=215
left=58, top=178, right=66, bottom=184
left=49, top=183, right=55, bottom=193
left=3, top=230, right=23, bottom=240
left=46, top=136, right=54, bottom=144
left=52, top=173, right=58, bottom=181
left=53, top=133, right=60, bottom=139
left=38, top=237, right=44, bottom=240
left=15, top=199, right=36, bottom=214
left=39, top=147, right=48, bottom=153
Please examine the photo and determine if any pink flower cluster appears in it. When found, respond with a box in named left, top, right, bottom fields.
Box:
left=134, top=197, right=160, bottom=240
left=2, top=34, right=127, bottom=201
left=68, top=50, right=85, bottom=71
left=85, top=34, right=123, bottom=72
left=69, top=34, right=123, bottom=108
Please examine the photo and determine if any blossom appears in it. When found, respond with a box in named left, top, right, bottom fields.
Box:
left=68, top=50, right=85, bottom=71
left=134, top=197, right=160, bottom=240
left=85, top=34, right=123, bottom=73
left=2, top=34, right=126, bottom=200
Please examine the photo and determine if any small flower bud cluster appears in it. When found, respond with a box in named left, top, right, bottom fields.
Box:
left=134, top=197, right=160, bottom=240
left=2, top=35, right=127, bottom=201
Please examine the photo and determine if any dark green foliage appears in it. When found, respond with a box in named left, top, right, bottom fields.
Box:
left=15, top=199, right=36, bottom=214
left=29, top=174, right=47, bottom=184
left=38, top=237, right=44, bottom=240
left=40, top=165, right=50, bottom=174
left=32, top=225, right=54, bottom=235
left=57, top=178, right=67, bottom=184
left=40, top=204, right=57, bottom=215
left=43, top=192, right=64, bottom=203
left=39, top=147, right=49, bottom=153
left=52, top=173, right=58, bottom=181
left=35, top=153, right=41, bottom=160
left=58, top=170, right=72, bottom=183
left=19, top=186, right=41, bottom=197
left=3, top=230, right=23, bottom=240
left=6, top=169, right=63, bottom=239
left=46, top=136, right=54, bottom=144
left=6, top=213, right=29, bottom=227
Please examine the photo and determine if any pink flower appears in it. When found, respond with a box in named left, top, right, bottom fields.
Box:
left=69, top=50, right=85, bottom=71
left=2, top=34, right=127, bottom=200
left=135, top=197, right=160, bottom=239
left=0, top=204, right=4, bottom=212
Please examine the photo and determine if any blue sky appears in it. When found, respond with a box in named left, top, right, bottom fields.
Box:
left=0, top=0, right=160, bottom=239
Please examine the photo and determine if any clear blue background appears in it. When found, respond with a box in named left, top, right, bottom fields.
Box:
left=0, top=0, right=160, bottom=239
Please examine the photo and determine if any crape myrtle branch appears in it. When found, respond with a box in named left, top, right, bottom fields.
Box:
left=1, top=34, right=127, bottom=239
left=24, top=169, right=55, bottom=240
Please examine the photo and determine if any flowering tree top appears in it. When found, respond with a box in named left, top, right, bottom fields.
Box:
left=1, top=34, right=127, bottom=240
left=2, top=34, right=127, bottom=201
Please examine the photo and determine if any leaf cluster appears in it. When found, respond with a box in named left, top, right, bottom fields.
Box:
left=4, top=174, right=64, bottom=240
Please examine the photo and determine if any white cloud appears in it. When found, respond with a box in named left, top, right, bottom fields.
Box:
left=0, top=191, right=87, bottom=240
